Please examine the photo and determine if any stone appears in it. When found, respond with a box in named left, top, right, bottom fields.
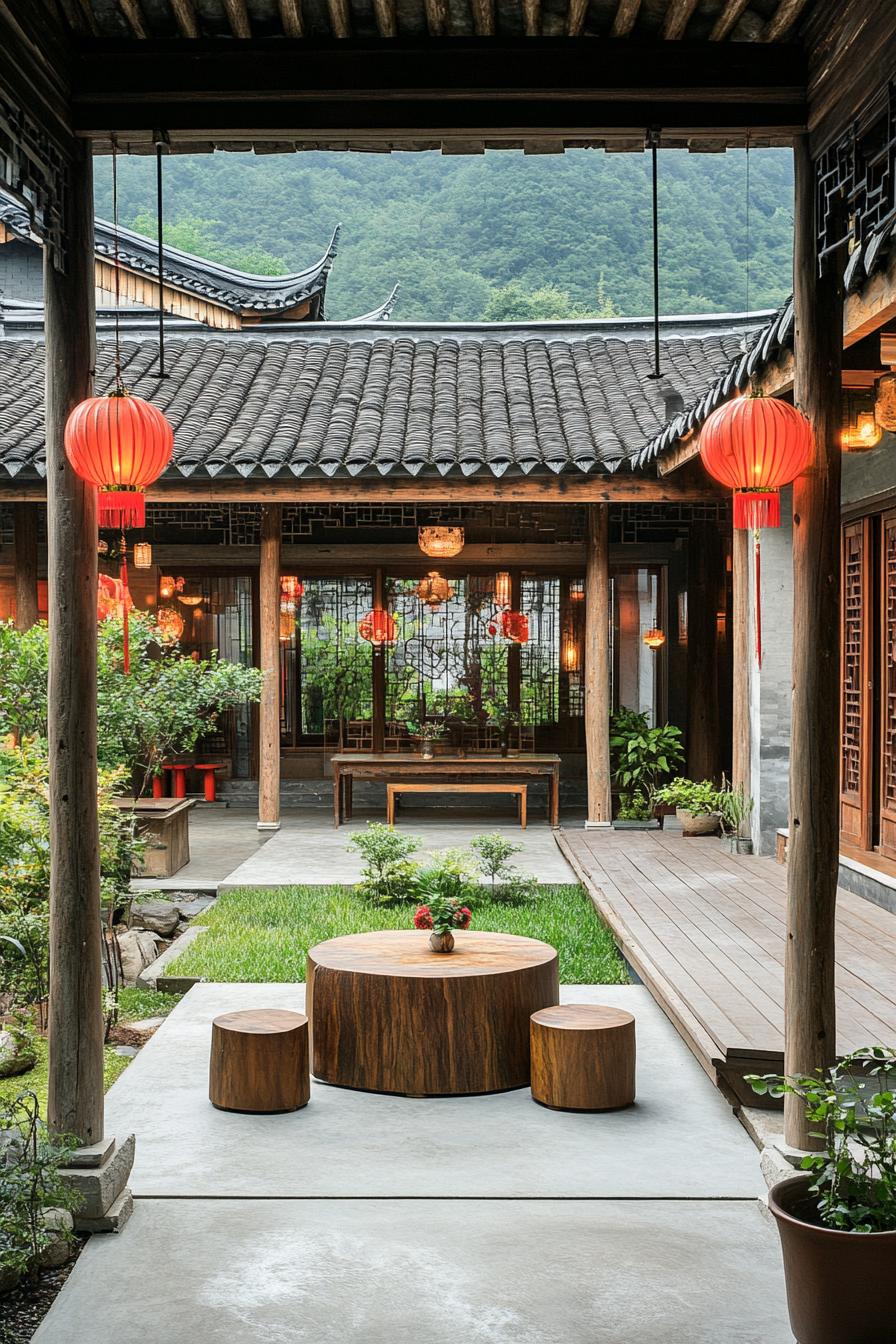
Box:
left=61, top=1133, right=136, bottom=1221
left=114, top=1045, right=139, bottom=1059
left=0, top=1027, right=37, bottom=1079
left=117, top=929, right=160, bottom=985
left=64, top=1135, right=115, bottom=1169
left=130, top=898, right=180, bottom=937
left=0, top=1263, right=21, bottom=1294
left=38, top=1208, right=74, bottom=1268
left=173, top=896, right=215, bottom=918
left=124, top=1016, right=165, bottom=1039
left=74, top=1187, right=134, bottom=1234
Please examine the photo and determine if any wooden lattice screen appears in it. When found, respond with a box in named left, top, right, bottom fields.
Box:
left=840, top=518, right=873, bottom=849
left=880, top=513, right=896, bottom=859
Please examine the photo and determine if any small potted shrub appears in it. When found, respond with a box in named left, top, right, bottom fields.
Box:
left=749, top=1049, right=896, bottom=1344
left=610, top=712, right=684, bottom=826
left=413, top=848, right=475, bottom=952
left=716, top=779, right=754, bottom=853
left=652, top=777, right=720, bottom=836
left=612, top=793, right=659, bottom=830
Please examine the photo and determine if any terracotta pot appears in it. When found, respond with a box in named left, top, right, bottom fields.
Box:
left=429, top=931, right=455, bottom=953
left=676, top=808, right=718, bottom=836
left=769, top=1173, right=896, bottom=1343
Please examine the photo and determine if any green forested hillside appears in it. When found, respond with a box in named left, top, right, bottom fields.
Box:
left=94, top=149, right=794, bottom=323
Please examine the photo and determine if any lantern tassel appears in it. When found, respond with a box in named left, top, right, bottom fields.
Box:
left=120, top=547, right=131, bottom=676
left=754, top=529, right=762, bottom=670
left=99, top=491, right=146, bottom=531
left=734, top=490, right=780, bottom=531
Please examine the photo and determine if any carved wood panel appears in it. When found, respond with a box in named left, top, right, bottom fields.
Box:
left=880, top=512, right=896, bottom=859
left=840, top=518, right=872, bottom=849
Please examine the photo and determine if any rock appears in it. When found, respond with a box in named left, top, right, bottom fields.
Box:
left=38, top=1208, right=74, bottom=1268
left=62, top=1133, right=136, bottom=1222
left=0, top=1028, right=37, bottom=1079
left=174, top=896, right=214, bottom=919
left=130, top=898, right=180, bottom=937
left=114, top=1045, right=138, bottom=1058
left=125, top=1016, right=165, bottom=1039
left=116, top=929, right=160, bottom=985
left=0, top=1263, right=21, bottom=1295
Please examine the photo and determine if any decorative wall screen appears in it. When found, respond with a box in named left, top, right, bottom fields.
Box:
left=182, top=575, right=255, bottom=778
left=280, top=577, right=373, bottom=747
left=880, top=514, right=896, bottom=859
left=840, top=518, right=872, bottom=849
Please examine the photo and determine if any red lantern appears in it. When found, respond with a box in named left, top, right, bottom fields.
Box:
left=501, top=610, right=529, bottom=644
left=699, top=394, right=813, bottom=530
left=280, top=576, right=304, bottom=606
left=96, top=574, right=133, bottom=623
left=358, top=609, right=398, bottom=646
left=64, top=391, right=174, bottom=530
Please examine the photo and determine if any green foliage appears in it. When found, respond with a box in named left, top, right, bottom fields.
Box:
left=748, top=1048, right=896, bottom=1234
left=116, top=986, right=181, bottom=1022
left=610, top=713, right=685, bottom=812
left=299, top=619, right=372, bottom=729
left=167, top=882, right=629, bottom=984
left=482, top=281, right=610, bottom=322
left=615, top=794, right=653, bottom=822
left=415, top=846, right=479, bottom=912
left=0, top=1037, right=129, bottom=1115
left=96, top=148, right=795, bottom=322
left=716, top=779, right=754, bottom=836
left=0, top=622, right=49, bottom=740
left=348, top=822, right=421, bottom=905
left=653, top=777, right=721, bottom=814
left=470, top=832, right=523, bottom=890
left=128, top=211, right=288, bottom=275
left=0, top=1091, right=80, bottom=1284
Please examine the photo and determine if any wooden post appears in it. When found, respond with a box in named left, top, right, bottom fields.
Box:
left=731, top=527, right=751, bottom=833
left=14, top=504, right=39, bottom=631
left=585, top=504, right=612, bottom=825
left=371, top=567, right=386, bottom=753
left=258, top=504, right=281, bottom=830
left=45, top=144, right=103, bottom=1144
left=687, top=520, right=720, bottom=781
left=786, top=134, right=843, bottom=1149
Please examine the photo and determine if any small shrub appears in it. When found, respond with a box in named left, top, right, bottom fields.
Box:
left=470, top=832, right=523, bottom=891
left=615, top=793, right=653, bottom=821
left=496, top=872, right=540, bottom=906
left=415, top=848, right=478, bottom=908
left=653, top=777, right=721, bottom=814
left=0, top=1091, right=80, bottom=1285
left=348, top=822, right=421, bottom=905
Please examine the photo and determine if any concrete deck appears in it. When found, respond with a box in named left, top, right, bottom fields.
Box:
left=34, top=980, right=791, bottom=1342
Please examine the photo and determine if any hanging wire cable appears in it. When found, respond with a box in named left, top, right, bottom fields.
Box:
left=155, top=135, right=167, bottom=379
left=647, top=129, right=662, bottom=379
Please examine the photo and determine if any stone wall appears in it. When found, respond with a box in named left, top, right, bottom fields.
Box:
left=0, top=239, right=43, bottom=307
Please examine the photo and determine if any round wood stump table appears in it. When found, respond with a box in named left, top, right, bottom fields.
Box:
left=307, top=931, right=559, bottom=1096
left=209, top=1008, right=310, bottom=1114
left=529, top=1004, right=636, bottom=1111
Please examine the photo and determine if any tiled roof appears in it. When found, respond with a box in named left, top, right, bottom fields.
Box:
left=0, top=322, right=750, bottom=481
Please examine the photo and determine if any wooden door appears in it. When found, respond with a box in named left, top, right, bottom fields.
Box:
left=880, top=512, right=896, bottom=858
left=840, top=518, right=873, bottom=849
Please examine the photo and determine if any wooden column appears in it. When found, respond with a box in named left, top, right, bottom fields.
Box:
left=687, top=520, right=720, bottom=781
left=371, top=567, right=386, bottom=753
left=786, top=134, right=843, bottom=1149
left=258, top=505, right=281, bottom=830
left=45, top=145, right=103, bottom=1144
left=585, top=504, right=612, bottom=825
left=731, top=526, right=751, bottom=830
left=14, top=504, right=39, bottom=631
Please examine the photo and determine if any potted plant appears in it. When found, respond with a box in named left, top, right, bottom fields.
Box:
left=749, top=1048, right=896, bottom=1344
left=483, top=698, right=521, bottom=757
left=413, top=849, right=475, bottom=951
left=612, top=793, right=660, bottom=830
left=716, top=778, right=754, bottom=853
left=653, top=777, right=720, bottom=836
left=610, top=711, right=684, bottom=826
left=407, top=720, right=443, bottom=760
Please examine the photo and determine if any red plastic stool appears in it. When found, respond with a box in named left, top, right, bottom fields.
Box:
left=152, top=774, right=165, bottom=799
left=194, top=764, right=224, bottom=803
left=163, top=763, right=191, bottom=799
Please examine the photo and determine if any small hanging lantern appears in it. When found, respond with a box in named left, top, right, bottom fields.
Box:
left=494, top=571, right=512, bottom=610
left=418, top=525, right=464, bottom=559
left=416, top=571, right=455, bottom=610
left=133, top=541, right=153, bottom=569
left=358, top=608, right=398, bottom=646
left=841, top=406, right=882, bottom=453
left=501, top=610, right=529, bottom=644
left=159, top=574, right=181, bottom=601
left=562, top=629, right=580, bottom=671
left=280, top=576, right=304, bottom=609
left=155, top=606, right=184, bottom=641
left=177, top=580, right=203, bottom=608
left=64, top=392, right=174, bottom=531
left=279, top=609, right=295, bottom=642
left=643, top=627, right=666, bottom=650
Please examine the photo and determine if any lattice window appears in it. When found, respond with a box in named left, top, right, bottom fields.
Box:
left=841, top=524, right=866, bottom=799
left=882, top=518, right=896, bottom=812
left=280, top=576, right=373, bottom=746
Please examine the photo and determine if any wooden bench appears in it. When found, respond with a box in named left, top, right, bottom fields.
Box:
left=386, top=781, right=527, bottom=828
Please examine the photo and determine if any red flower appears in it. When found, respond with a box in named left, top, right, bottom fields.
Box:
left=413, top=905, right=434, bottom=930
left=453, top=906, right=472, bottom=930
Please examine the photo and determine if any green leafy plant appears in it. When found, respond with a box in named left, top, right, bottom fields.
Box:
left=413, top=893, right=472, bottom=937
left=406, top=721, right=444, bottom=742
left=415, top=847, right=479, bottom=905
left=610, top=715, right=684, bottom=814
left=482, top=698, right=521, bottom=731
left=470, top=832, right=523, bottom=891
left=0, top=1091, right=80, bottom=1284
left=716, top=778, right=754, bottom=836
left=748, top=1048, right=896, bottom=1234
left=348, top=822, right=421, bottom=905
left=653, top=777, right=721, bottom=815
left=615, top=793, right=653, bottom=822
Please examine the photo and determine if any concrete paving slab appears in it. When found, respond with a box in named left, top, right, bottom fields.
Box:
left=220, top=814, right=576, bottom=889
left=33, top=1196, right=791, bottom=1344
left=105, top=983, right=764, bottom=1199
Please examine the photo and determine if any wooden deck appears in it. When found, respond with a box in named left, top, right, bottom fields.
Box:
left=557, top=828, right=896, bottom=1105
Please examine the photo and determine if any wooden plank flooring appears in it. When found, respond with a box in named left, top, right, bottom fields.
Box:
left=558, top=829, right=896, bottom=1101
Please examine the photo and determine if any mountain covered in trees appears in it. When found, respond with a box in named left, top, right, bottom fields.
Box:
left=94, top=149, right=794, bottom=324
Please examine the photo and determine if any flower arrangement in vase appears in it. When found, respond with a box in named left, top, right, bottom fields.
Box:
left=407, top=720, right=444, bottom=760
left=413, top=895, right=472, bottom=953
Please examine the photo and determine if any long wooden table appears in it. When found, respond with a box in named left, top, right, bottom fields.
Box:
left=330, top=752, right=561, bottom=827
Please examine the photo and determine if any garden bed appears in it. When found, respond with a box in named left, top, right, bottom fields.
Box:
left=166, top=883, right=628, bottom=985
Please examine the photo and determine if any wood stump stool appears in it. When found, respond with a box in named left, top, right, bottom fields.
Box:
left=529, top=1004, right=635, bottom=1111
left=209, top=1008, right=309, bottom=1113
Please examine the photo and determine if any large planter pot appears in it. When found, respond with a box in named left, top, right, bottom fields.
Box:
left=118, top=797, right=193, bottom=878
left=676, top=807, right=718, bottom=836
left=769, top=1173, right=896, bottom=1344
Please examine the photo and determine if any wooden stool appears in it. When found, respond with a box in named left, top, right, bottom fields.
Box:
left=209, top=1008, right=310, bottom=1114
left=529, top=1004, right=635, bottom=1111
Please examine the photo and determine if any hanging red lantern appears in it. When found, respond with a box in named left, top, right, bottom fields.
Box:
left=280, top=576, right=304, bottom=606
left=64, top=391, right=174, bottom=530
left=96, top=574, right=134, bottom=623
left=501, top=610, right=529, bottom=644
left=155, top=606, right=185, bottom=642
left=699, top=393, right=813, bottom=530
left=358, top=609, right=398, bottom=646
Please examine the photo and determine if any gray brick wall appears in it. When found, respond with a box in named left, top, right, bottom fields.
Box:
left=0, top=240, right=43, bottom=305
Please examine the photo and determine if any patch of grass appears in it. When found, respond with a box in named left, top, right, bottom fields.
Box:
left=168, top=883, right=628, bottom=985
left=0, top=1036, right=130, bottom=1116
left=116, top=986, right=181, bottom=1022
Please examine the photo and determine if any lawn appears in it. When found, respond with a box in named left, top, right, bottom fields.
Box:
left=167, top=883, right=629, bottom=984
left=0, top=988, right=180, bottom=1115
